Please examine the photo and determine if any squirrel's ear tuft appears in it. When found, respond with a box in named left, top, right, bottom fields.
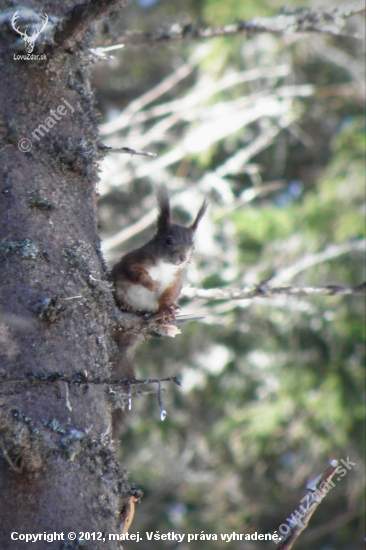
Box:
left=190, top=200, right=208, bottom=232
left=156, top=185, right=172, bottom=233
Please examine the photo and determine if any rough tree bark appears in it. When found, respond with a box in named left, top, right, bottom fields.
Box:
left=0, top=2, right=141, bottom=548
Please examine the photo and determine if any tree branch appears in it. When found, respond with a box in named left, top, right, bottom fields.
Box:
left=270, top=240, right=366, bottom=286
left=0, top=371, right=182, bottom=422
left=181, top=283, right=366, bottom=301
left=277, top=461, right=340, bottom=549
left=0, top=371, right=182, bottom=388
left=99, top=7, right=364, bottom=47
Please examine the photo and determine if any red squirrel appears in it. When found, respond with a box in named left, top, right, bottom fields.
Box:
left=112, top=185, right=207, bottom=323
left=110, top=187, right=206, bottom=434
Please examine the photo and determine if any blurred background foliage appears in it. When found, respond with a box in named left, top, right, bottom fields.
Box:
left=93, top=0, right=365, bottom=548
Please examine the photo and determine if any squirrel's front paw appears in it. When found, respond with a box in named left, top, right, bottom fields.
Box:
left=153, top=304, right=180, bottom=324
left=147, top=280, right=160, bottom=292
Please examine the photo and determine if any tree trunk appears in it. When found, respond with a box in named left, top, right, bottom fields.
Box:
left=0, top=3, right=131, bottom=548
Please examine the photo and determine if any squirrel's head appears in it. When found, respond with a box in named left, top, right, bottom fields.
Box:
left=153, top=185, right=207, bottom=266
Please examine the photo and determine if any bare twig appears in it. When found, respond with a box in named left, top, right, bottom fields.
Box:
left=102, top=209, right=157, bottom=252
left=270, top=240, right=366, bottom=285
left=0, top=371, right=181, bottom=421
left=90, top=43, right=125, bottom=59
left=181, top=283, right=366, bottom=301
left=101, top=114, right=300, bottom=256
left=101, top=65, right=291, bottom=133
left=206, top=114, right=294, bottom=185
left=120, top=96, right=302, bottom=182
left=277, top=460, right=340, bottom=549
left=100, top=48, right=207, bottom=136
left=0, top=371, right=182, bottom=388
left=213, top=181, right=287, bottom=221
left=99, top=8, right=364, bottom=48
left=98, top=144, right=156, bottom=158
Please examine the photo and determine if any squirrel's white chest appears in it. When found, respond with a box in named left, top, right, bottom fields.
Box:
left=148, top=260, right=179, bottom=290
left=124, top=260, right=180, bottom=311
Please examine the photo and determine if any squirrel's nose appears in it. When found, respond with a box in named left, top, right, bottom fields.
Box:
left=179, top=254, right=187, bottom=263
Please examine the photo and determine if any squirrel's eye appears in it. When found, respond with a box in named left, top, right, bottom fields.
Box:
left=166, top=237, right=173, bottom=245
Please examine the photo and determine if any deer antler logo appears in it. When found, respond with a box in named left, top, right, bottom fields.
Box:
left=11, top=11, right=48, bottom=54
